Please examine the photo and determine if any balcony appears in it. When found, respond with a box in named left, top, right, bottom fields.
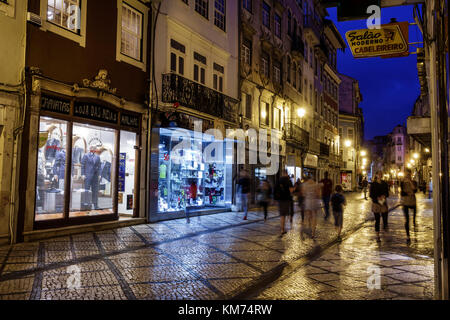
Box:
left=291, top=36, right=305, bottom=60
left=315, top=39, right=329, bottom=63
left=320, top=142, right=330, bottom=157
left=162, top=73, right=239, bottom=124
left=303, top=15, right=321, bottom=45
left=308, top=137, right=321, bottom=155
left=284, top=123, right=309, bottom=149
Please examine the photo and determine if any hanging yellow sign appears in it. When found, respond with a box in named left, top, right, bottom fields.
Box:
left=345, top=23, right=409, bottom=58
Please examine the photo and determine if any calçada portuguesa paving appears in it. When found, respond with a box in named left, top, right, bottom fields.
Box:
left=0, top=192, right=434, bottom=300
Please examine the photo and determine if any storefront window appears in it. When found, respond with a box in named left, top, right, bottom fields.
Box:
left=35, top=117, right=68, bottom=221
left=118, top=131, right=137, bottom=215
left=69, top=123, right=116, bottom=217
left=157, top=128, right=232, bottom=213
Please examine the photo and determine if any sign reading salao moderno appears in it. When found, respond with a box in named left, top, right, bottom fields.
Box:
left=345, top=23, right=409, bottom=58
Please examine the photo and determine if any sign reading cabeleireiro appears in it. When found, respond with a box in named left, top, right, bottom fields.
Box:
left=345, top=23, right=409, bottom=58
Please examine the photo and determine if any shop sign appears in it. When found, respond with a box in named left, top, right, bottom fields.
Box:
left=118, top=153, right=126, bottom=192
left=120, top=112, right=140, bottom=129
left=41, top=95, right=70, bottom=115
left=345, top=23, right=409, bottom=58
left=304, top=153, right=318, bottom=168
left=74, top=102, right=118, bottom=124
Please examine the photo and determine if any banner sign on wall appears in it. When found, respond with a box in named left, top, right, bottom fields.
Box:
left=118, top=153, right=126, bottom=192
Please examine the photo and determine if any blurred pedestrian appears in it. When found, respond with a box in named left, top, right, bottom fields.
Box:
left=331, top=185, right=347, bottom=240
left=274, top=170, right=293, bottom=236
left=362, top=177, right=369, bottom=200
left=186, top=180, right=198, bottom=223
left=238, top=170, right=251, bottom=220
left=257, top=179, right=272, bottom=221
left=301, top=174, right=321, bottom=239
left=369, top=171, right=390, bottom=242
left=319, top=172, right=333, bottom=221
left=294, top=178, right=305, bottom=222
left=401, top=169, right=418, bottom=243
left=428, top=178, right=433, bottom=199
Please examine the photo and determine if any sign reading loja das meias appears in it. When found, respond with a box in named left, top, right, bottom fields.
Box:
left=345, top=22, right=409, bottom=58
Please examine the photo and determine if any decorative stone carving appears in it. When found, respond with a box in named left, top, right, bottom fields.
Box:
left=72, top=83, right=80, bottom=93
left=32, top=79, right=41, bottom=94
left=82, top=70, right=117, bottom=94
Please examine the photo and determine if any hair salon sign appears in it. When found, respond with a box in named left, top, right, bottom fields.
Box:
left=345, top=22, right=409, bottom=58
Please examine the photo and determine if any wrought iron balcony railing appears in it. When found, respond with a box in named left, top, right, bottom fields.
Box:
left=308, top=137, right=321, bottom=154
left=291, top=36, right=305, bottom=59
left=284, top=123, right=309, bottom=149
left=162, top=73, right=238, bottom=124
left=303, top=15, right=321, bottom=44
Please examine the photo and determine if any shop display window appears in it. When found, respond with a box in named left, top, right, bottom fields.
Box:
left=118, top=131, right=137, bottom=215
left=69, top=123, right=116, bottom=217
left=35, top=117, right=68, bottom=221
left=158, top=128, right=232, bottom=213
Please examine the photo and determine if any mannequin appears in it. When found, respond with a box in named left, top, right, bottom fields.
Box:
left=81, top=145, right=101, bottom=210
left=53, top=148, right=66, bottom=190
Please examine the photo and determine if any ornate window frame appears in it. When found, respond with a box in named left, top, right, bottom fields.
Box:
left=0, top=0, right=15, bottom=17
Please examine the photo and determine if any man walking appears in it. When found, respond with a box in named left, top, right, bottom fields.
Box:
left=319, top=172, right=333, bottom=221
left=362, top=177, right=369, bottom=200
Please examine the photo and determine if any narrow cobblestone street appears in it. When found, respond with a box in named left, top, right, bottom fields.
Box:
left=0, top=193, right=434, bottom=300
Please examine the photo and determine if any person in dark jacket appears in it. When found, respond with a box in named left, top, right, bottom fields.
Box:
left=238, top=170, right=251, bottom=220
left=275, top=170, right=293, bottom=236
left=369, top=171, right=390, bottom=242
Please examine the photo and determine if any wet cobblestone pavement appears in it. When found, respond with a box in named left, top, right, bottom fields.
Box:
left=0, top=193, right=434, bottom=300
left=254, top=194, right=434, bottom=300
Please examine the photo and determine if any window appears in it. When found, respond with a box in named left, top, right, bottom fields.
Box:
left=242, top=38, right=252, bottom=65
left=298, top=68, right=302, bottom=92
left=305, top=42, right=308, bottom=62
left=213, top=62, right=224, bottom=92
left=397, top=137, right=402, bottom=144
left=274, top=13, right=281, bottom=38
left=274, top=61, right=281, bottom=85
left=214, top=0, right=226, bottom=31
left=398, top=156, right=402, bottom=162
left=309, top=84, right=312, bottom=105
left=292, top=62, right=297, bottom=87
left=262, top=1, right=270, bottom=29
left=195, top=0, right=208, bottom=19
left=287, top=10, right=292, bottom=36
left=244, top=93, right=252, bottom=119
left=193, top=52, right=207, bottom=85
left=310, top=48, right=313, bottom=67
left=243, top=0, right=251, bottom=12
left=286, top=57, right=291, bottom=83
left=121, top=3, right=143, bottom=61
left=170, top=39, right=186, bottom=75
left=398, top=146, right=401, bottom=151
left=261, top=102, right=270, bottom=126
left=296, top=0, right=302, bottom=8
left=261, top=52, right=270, bottom=78
left=348, top=128, right=354, bottom=140
left=273, top=108, right=281, bottom=130
left=47, top=0, right=80, bottom=33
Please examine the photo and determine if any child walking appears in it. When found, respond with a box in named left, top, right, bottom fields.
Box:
left=331, top=185, right=346, bottom=240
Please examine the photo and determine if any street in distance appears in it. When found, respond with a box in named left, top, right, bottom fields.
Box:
left=178, top=304, right=273, bottom=317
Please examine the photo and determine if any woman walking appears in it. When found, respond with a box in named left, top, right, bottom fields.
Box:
left=400, top=169, right=418, bottom=243
left=369, top=171, right=390, bottom=242
left=301, top=174, right=321, bottom=239
left=274, top=170, right=293, bottom=236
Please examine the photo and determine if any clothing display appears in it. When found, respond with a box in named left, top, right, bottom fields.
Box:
left=53, top=149, right=66, bottom=179
left=100, top=161, right=111, bottom=182
left=81, top=151, right=101, bottom=209
left=72, top=146, right=84, bottom=164
left=45, top=138, right=61, bottom=160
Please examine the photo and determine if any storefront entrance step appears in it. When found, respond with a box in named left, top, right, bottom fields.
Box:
left=22, top=217, right=146, bottom=242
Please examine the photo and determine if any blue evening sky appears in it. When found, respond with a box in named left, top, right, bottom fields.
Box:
left=327, top=5, right=423, bottom=140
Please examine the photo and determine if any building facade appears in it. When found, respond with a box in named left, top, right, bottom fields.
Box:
left=0, top=0, right=27, bottom=245
left=151, top=0, right=240, bottom=221
left=15, top=0, right=151, bottom=242
left=338, top=73, right=363, bottom=191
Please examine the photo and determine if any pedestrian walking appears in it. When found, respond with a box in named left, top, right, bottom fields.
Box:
left=319, top=172, right=333, bottom=221
left=331, top=185, right=347, bottom=240
left=401, top=169, right=418, bottom=243
left=369, top=171, right=390, bottom=242
left=301, top=174, right=321, bottom=239
left=238, top=170, right=251, bottom=220
left=428, top=178, right=433, bottom=199
left=362, top=177, right=369, bottom=200
left=273, top=170, right=293, bottom=236
left=185, top=180, right=198, bottom=223
left=257, top=179, right=272, bottom=221
left=293, top=178, right=305, bottom=222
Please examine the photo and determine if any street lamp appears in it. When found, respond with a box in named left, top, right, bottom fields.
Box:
left=425, top=148, right=430, bottom=153
left=345, top=140, right=352, bottom=147
left=297, top=107, right=306, bottom=118
left=360, top=150, right=367, bottom=157
left=413, top=152, right=419, bottom=159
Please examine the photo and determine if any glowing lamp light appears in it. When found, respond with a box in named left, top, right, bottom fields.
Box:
left=425, top=148, right=430, bottom=153
left=297, top=108, right=306, bottom=118
left=344, top=140, right=352, bottom=147
left=398, top=172, right=404, bottom=177
left=361, top=150, right=367, bottom=157
left=413, top=153, right=419, bottom=159
left=261, top=110, right=267, bottom=119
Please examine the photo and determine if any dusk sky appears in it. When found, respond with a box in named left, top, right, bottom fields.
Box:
left=327, top=5, right=423, bottom=140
